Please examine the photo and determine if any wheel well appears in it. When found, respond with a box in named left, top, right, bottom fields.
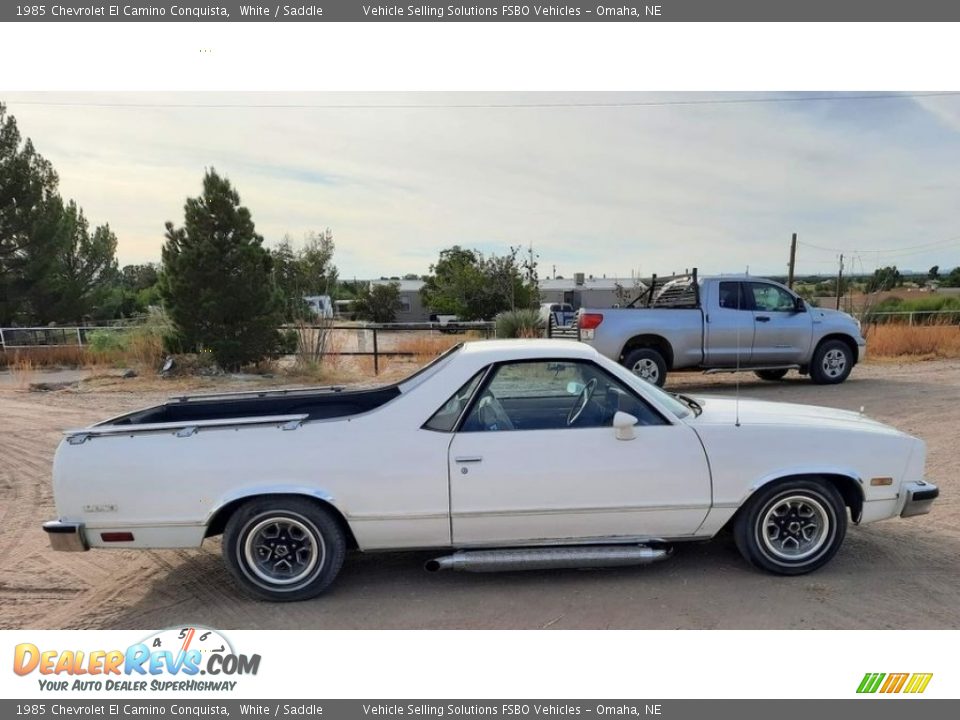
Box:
left=204, top=493, right=359, bottom=549
left=816, top=334, right=859, bottom=367
left=620, top=335, right=674, bottom=368
left=726, top=473, right=864, bottom=528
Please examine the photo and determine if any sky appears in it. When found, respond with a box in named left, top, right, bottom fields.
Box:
left=3, top=91, right=960, bottom=280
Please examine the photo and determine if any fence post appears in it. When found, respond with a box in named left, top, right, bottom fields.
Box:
left=76, top=328, right=84, bottom=346
left=373, top=328, right=379, bottom=375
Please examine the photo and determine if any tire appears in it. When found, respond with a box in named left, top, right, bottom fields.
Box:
left=755, top=369, right=789, bottom=381
left=733, top=479, right=847, bottom=576
left=223, top=497, right=347, bottom=602
left=623, top=348, right=668, bottom=387
left=809, top=339, right=854, bottom=384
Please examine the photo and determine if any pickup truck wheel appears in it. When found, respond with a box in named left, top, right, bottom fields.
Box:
left=623, top=348, right=667, bottom=387
left=755, top=369, right=789, bottom=381
left=223, top=498, right=346, bottom=602
left=733, top=479, right=846, bottom=576
left=810, top=339, right=853, bottom=384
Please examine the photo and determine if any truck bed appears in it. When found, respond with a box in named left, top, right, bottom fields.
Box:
left=102, top=385, right=401, bottom=426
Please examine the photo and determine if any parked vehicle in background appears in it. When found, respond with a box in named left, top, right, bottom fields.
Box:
left=574, top=270, right=866, bottom=387
left=303, top=295, right=334, bottom=319
left=539, top=302, right=576, bottom=327
left=429, top=313, right=462, bottom=333
left=44, top=340, right=935, bottom=601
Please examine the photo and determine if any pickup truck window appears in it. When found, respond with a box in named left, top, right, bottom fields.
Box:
left=718, top=281, right=747, bottom=310
left=749, top=282, right=796, bottom=312
left=460, top=360, right=666, bottom=432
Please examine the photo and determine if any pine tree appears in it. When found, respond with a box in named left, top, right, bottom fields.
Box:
left=161, top=169, right=281, bottom=370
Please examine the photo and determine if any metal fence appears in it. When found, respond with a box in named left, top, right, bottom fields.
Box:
left=0, top=322, right=497, bottom=375
left=857, top=309, right=960, bottom=325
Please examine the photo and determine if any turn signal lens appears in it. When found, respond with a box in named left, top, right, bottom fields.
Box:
left=870, top=477, right=894, bottom=486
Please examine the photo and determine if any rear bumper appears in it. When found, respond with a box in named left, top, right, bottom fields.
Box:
left=43, top=520, right=88, bottom=552
left=901, top=481, right=939, bottom=518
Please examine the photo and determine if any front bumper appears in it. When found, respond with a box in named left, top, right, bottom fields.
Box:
left=901, top=481, right=939, bottom=518
left=43, top=520, right=88, bottom=552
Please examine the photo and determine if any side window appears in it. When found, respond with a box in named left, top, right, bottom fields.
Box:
left=460, top=360, right=666, bottom=432
left=423, top=370, right=486, bottom=432
left=717, top=282, right=747, bottom=310
left=750, top=282, right=795, bottom=312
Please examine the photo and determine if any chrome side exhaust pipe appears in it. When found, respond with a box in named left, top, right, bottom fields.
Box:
left=424, top=545, right=671, bottom=573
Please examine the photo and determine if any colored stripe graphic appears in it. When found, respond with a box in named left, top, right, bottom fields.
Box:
left=857, top=672, right=932, bottom=694
left=858, top=673, right=885, bottom=693
left=904, top=673, right=933, bottom=694
left=880, top=673, right=909, bottom=693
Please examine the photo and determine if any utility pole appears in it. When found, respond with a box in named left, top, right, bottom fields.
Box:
left=835, top=254, right=844, bottom=310
left=787, top=233, right=797, bottom=289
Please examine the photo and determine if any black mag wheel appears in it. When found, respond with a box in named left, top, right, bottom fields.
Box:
left=733, top=479, right=847, bottom=576
left=223, top=497, right=346, bottom=602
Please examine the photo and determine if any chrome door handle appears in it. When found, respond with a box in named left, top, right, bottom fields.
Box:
left=455, top=456, right=483, bottom=464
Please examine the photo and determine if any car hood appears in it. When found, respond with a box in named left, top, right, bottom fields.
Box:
left=686, top=396, right=906, bottom=436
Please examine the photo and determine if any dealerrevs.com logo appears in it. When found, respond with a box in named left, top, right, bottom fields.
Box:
left=13, top=627, right=260, bottom=692
left=857, top=673, right=933, bottom=694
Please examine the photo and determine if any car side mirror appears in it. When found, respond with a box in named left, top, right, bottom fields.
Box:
left=613, top=411, right=638, bottom=441
left=794, top=297, right=806, bottom=313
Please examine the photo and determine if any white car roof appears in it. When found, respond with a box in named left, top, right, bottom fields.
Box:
left=458, top=339, right=599, bottom=362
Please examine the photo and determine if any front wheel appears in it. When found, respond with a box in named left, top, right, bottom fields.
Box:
left=223, top=497, right=346, bottom=601
left=623, top=348, right=668, bottom=387
left=810, top=339, right=854, bottom=384
left=733, top=479, right=847, bottom=575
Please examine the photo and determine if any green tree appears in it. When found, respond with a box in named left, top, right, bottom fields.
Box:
left=0, top=102, right=61, bottom=324
left=928, top=265, right=940, bottom=280
left=865, top=266, right=902, bottom=293
left=271, top=229, right=337, bottom=321
left=161, top=169, right=282, bottom=370
left=420, top=245, right=538, bottom=320
left=355, top=282, right=402, bottom=323
left=20, top=199, right=119, bottom=323
left=943, top=267, right=960, bottom=288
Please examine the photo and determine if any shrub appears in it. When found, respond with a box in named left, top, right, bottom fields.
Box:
left=495, top=308, right=544, bottom=338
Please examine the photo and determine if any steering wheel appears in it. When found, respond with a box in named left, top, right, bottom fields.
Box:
left=566, top=378, right=598, bottom=427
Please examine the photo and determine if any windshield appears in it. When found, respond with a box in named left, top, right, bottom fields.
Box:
left=637, top=381, right=693, bottom=419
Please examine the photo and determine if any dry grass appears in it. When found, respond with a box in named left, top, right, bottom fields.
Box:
left=0, top=346, right=89, bottom=369
left=395, top=333, right=464, bottom=362
left=864, top=323, right=960, bottom=360
left=8, top=355, right=37, bottom=390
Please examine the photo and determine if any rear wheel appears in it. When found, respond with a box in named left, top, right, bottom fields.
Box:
left=223, top=497, right=346, bottom=602
left=755, top=369, right=789, bottom=381
left=623, top=348, right=668, bottom=387
left=810, top=339, right=854, bottom=384
left=733, top=479, right=847, bottom=575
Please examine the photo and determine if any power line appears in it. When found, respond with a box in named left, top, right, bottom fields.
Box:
left=6, top=91, right=960, bottom=111
left=797, top=235, right=960, bottom=255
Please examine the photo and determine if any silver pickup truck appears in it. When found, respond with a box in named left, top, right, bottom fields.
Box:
left=575, top=273, right=866, bottom=386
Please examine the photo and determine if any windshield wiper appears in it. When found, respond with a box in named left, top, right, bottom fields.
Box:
left=671, top=392, right=703, bottom=417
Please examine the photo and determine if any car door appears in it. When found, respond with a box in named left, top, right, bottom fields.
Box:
left=747, top=282, right=813, bottom=364
left=445, top=359, right=712, bottom=546
left=704, top=281, right=755, bottom=366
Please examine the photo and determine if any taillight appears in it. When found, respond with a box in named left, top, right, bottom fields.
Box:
left=579, top=313, right=604, bottom=330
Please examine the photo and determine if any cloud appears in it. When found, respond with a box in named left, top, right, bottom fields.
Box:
left=4, top=91, right=959, bottom=277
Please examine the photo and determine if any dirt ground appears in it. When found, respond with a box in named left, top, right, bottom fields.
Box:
left=1, top=359, right=958, bottom=630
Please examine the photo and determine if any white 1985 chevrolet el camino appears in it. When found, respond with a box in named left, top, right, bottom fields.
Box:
left=44, top=340, right=938, bottom=601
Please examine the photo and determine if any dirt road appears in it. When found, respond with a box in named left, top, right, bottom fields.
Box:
left=2, top=360, right=958, bottom=630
